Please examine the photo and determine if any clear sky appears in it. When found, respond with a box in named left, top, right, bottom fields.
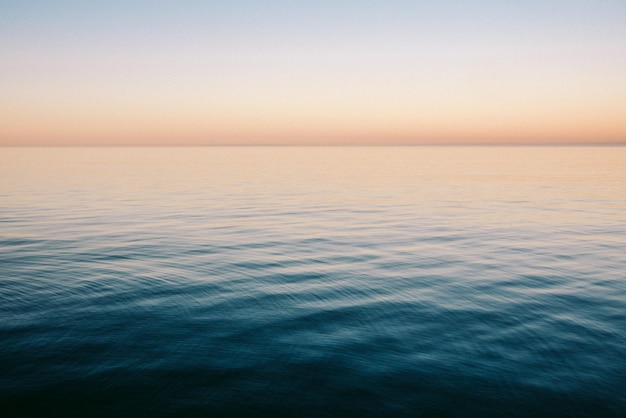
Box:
left=1, top=0, right=625, bottom=145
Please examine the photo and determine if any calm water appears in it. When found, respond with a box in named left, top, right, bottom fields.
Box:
left=1, top=147, right=625, bottom=417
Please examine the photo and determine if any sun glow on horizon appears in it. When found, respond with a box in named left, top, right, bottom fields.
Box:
left=1, top=1, right=625, bottom=145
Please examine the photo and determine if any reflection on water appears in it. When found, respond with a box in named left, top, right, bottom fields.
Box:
left=1, top=146, right=625, bottom=417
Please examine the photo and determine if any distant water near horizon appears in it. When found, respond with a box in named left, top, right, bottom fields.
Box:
left=1, top=146, right=625, bottom=417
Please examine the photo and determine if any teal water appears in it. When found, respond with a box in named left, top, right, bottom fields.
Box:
left=1, top=147, right=625, bottom=417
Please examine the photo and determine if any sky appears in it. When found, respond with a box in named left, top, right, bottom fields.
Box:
left=1, top=0, right=626, bottom=146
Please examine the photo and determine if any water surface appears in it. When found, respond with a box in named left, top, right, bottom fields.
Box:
left=1, top=146, right=625, bottom=417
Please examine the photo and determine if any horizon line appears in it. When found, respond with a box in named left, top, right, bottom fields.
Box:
left=2, top=142, right=626, bottom=148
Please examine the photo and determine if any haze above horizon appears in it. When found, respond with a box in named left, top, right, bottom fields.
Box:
left=2, top=1, right=626, bottom=146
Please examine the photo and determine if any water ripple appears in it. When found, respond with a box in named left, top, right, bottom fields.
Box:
left=1, top=147, right=625, bottom=416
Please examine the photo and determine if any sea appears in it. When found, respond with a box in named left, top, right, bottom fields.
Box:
left=1, top=146, right=625, bottom=417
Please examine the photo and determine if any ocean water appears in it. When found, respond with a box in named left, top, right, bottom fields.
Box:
left=1, top=146, right=625, bottom=417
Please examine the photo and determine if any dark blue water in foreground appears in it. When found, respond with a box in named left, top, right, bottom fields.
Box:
left=1, top=147, right=625, bottom=417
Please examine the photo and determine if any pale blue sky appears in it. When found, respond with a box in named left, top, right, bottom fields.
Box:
left=2, top=1, right=625, bottom=144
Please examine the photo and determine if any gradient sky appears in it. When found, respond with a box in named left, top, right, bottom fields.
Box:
left=1, top=0, right=626, bottom=145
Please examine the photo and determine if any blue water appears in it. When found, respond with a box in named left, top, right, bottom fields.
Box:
left=1, top=147, right=625, bottom=417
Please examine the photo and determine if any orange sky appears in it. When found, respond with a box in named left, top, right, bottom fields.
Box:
left=1, top=1, right=625, bottom=145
